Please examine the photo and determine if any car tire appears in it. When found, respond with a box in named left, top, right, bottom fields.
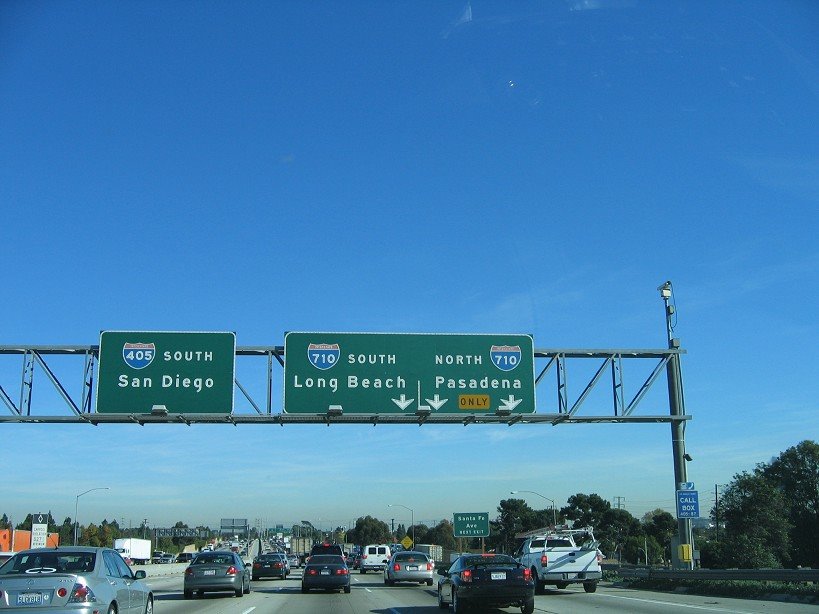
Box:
left=583, top=581, right=597, bottom=593
left=107, top=605, right=116, bottom=614
left=452, top=590, right=465, bottom=613
left=344, top=585, right=351, bottom=594
left=555, top=582, right=568, bottom=589
left=235, top=582, right=243, bottom=597
left=427, top=578, right=434, bottom=586
left=533, top=568, right=545, bottom=595
left=144, top=597, right=153, bottom=614
left=360, top=568, right=366, bottom=574
left=252, top=576, right=259, bottom=581
left=522, top=597, right=535, bottom=614
left=438, top=588, right=448, bottom=609
left=183, top=590, right=192, bottom=600
left=245, top=578, right=251, bottom=594
left=196, top=590, right=204, bottom=597
left=301, top=585, right=308, bottom=593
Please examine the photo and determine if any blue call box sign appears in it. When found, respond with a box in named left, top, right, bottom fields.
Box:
left=676, top=489, right=700, bottom=519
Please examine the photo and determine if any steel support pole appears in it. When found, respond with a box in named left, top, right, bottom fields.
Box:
left=661, top=285, right=692, bottom=569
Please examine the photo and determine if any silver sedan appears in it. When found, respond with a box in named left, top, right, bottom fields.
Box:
left=383, top=550, right=435, bottom=586
left=0, top=546, right=153, bottom=613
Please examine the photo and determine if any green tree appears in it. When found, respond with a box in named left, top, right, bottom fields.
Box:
left=763, top=440, right=819, bottom=567
left=488, top=499, right=539, bottom=554
left=560, top=493, right=611, bottom=529
left=719, top=470, right=791, bottom=567
left=641, top=509, right=676, bottom=560
left=423, top=520, right=457, bottom=550
left=598, top=508, right=641, bottom=563
left=348, top=516, right=390, bottom=546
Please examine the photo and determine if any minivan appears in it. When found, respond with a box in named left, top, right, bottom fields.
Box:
left=359, top=544, right=391, bottom=573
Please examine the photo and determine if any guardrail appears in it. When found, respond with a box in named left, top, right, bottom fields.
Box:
left=616, top=566, right=819, bottom=583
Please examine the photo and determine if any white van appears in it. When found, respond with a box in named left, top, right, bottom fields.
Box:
left=359, top=544, right=391, bottom=573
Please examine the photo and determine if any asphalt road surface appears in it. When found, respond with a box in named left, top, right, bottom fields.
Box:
left=144, top=568, right=817, bottom=614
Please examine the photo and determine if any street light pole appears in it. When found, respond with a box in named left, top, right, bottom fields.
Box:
left=73, top=487, right=110, bottom=546
left=510, top=490, right=557, bottom=526
left=388, top=504, right=414, bottom=547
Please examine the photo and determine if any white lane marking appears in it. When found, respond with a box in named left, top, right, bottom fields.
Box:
left=240, top=608, right=256, bottom=614
left=596, top=592, right=759, bottom=613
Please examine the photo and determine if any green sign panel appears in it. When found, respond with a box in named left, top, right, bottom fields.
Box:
left=283, top=332, right=534, bottom=414
left=96, top=331, right=236, bottom=414
left=453, top=512, right=490, bottom=537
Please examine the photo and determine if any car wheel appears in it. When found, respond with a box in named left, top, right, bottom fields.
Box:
left=301, top=585, right=308, bottom=593
left=235, top=581, right=243, bottom=597
left=533, top=568, right=545, bottom=595
left=555, top=582, right=568, bottom=589
left=438, top=587, right=448, bottom=609
left=583, top=581, right=598, bottom=593
left=183, top=590, right=192, bottom=600
left=245, top=578, right=251, bottom=594
left=344, top=585, right=351, bottom=594
left=452, top=590, right=465, bottom=613
left=196, top=590, right=204, bottom=597
left=521, top=597, right=535, bottom=614
left=427, top=578, right=434, bottom=586
left=252, top=576, right=259, bottom=581
left=360, top=568, right=366, bottom=574
left=144, top=598, right=153, bottom=614
left=106, top=605, right=116, bottom=614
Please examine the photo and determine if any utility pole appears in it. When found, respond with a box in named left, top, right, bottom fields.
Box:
left=714, top=484, right=720, bottom=540
left=659, top=281, right=693, bottom=569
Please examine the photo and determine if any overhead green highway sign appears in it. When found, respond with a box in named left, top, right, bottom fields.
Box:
left=453, top=512, right=490, bottom=537
left=283, top=332, right=535, bottom=414
left=96, top=331, right=236, bottom=414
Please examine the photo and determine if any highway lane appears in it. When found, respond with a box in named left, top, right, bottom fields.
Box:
left=144, top=568, right=819, bottom=613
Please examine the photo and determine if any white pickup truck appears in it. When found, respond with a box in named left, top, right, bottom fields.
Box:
left=513, top=527, right=602, bottom=594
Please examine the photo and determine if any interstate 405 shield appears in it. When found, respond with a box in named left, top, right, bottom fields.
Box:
left=284, top=332, right=535, bottom=414
left=96, top=331, right=236, bottom=414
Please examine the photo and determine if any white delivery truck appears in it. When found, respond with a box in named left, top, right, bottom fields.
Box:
left=514, top=527, right=602, bottom=594
left=114, top=538, right=152, bottom=565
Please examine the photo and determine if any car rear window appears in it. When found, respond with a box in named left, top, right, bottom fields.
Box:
left=464, top=555, right=516, bottom=567
left=308, top=555, right=344, bottom=565
left=395, top=553, right=427, bottom=562
left=0, top=552, right=95, bottom=575
left=193, top=554, right=234, bottom=565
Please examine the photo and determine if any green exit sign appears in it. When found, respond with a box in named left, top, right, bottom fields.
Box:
left=283, top=332, right=535, bottom=414
left=453, top=512, right=490, bottom=537
left=96, top=331, right=236, bottom=414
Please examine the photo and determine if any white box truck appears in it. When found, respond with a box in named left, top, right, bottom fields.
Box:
left=114, top=538, right=152, bottom=565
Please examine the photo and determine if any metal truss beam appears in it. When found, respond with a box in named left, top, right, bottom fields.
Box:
left=0, top=345, right=687, bottom=426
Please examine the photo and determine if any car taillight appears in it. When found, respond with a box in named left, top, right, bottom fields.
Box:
left=307, top=568, right=318, bottom=575
left=57, top=588, right=67, bottom=597
left=253, top=562, right=261, bottom=569
left=597, top=553, right=603, bottom=563
left=523, top=567, right=532, bottom=581
left=185, top=567, right=194, bottom=576
left=461, top=569, right=472, bottom=583
left=67, top=583, right=97, bottom=604
left=427, top=563, right=434, bottom=571
left=226, top=566, right=238, bottom=575
left=540, top=554, right=548, bottom=566
left=393, top=563, right=401, bottom=571
left=336, top=568, right=349, bottom=575
left=274, top=563, right=282, bottom=568
left=361, top=554, right=367, bottom=559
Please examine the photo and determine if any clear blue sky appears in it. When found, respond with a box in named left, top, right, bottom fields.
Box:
left=2, top=1, right=817, bottom=534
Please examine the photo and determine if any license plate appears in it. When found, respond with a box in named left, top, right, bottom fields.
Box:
left=562, top=573, right=577, bottom=580
left=491, top=572, right=507, bottom=580
left=321, top=569, right=331, bottom=575
left=406, top=565, right=418, bottom=571
left=17, top=593, right=43, bottom=605
left=204, top=569, right=216, bottom=576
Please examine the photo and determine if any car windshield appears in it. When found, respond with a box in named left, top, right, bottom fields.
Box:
left=0, top=552, right=95, bottom=575
left=308, top=555, right=344, bottom=565
left=258, top=554, right=283, bottom=562
left=463, top=555, right=516, bottom=567
left=193, top=554, right=234, bottom=565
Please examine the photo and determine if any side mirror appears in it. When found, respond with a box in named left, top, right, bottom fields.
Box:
left=437, top=568, right=448, bottom=577
left=134, top=570, right=147, bottom=580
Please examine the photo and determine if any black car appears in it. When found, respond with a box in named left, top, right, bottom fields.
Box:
left=252, top=553, right=289, bottom=580
left=301, top=554, right=351, bottom=593
left=437, top=554, right=534, bottom=614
